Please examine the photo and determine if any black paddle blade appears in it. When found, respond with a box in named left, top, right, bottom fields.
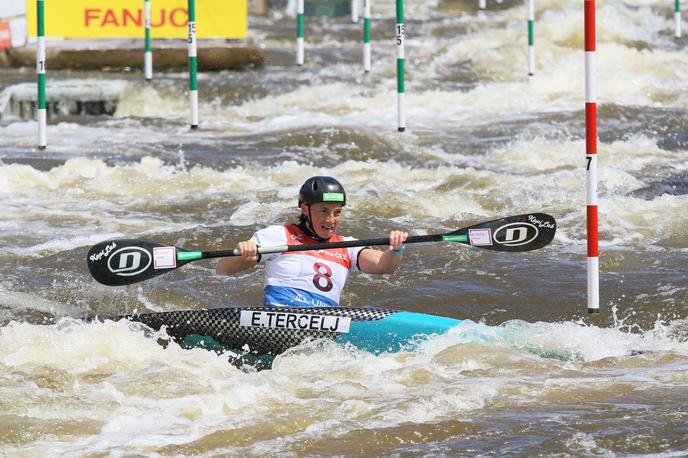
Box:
left=447, top=213, right=556, bottom=252
left=87, top=239, right=192, bottom=286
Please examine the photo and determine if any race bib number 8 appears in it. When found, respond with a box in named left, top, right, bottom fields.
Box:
left=312, top=262, right=333, bottom=292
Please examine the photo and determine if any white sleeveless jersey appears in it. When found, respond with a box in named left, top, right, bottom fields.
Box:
left=251, top=225, right=366, bottom=307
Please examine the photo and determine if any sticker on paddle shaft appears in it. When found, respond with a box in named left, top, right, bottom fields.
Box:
left=87, top=239, right=191, bottom=286
left=153, top=247, right=177, bottom=269
left=468, top=228, right=492, bottom=246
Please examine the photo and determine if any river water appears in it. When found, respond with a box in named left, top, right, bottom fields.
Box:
left=1, top=0, right=687, bottom=455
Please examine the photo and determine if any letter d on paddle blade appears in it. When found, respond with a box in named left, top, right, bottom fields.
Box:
left=87, top=239, right=189, bottom=286
left=445, top=213, right=556, bottom=252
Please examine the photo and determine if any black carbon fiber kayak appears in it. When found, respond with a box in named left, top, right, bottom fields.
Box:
left=124, top=306, right=462, bottom=364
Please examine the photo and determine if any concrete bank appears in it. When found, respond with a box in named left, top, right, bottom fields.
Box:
left=0, top=40, right=264, bottom=71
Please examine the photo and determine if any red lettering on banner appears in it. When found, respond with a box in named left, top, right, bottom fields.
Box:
left=84, top=9, right=101, bottom=27
left=102, top=9, right=120, bottom=27
left=169, top=8, right=188, bottom=27
left=0, top=22, right=10, bottom=49
left=82, top=8, right=189, bottom=29
left=123, top=9, right=142, bottom=27
left=151, top=9, right=165, bottom=27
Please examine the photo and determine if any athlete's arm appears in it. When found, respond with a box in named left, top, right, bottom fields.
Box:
left=216, top=240, right=260, bottom=275
left=358, top=230, right=408, bottom=274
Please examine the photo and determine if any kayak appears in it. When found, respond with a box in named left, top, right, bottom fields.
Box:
left=88, top=213, right=557, bottom=368
left=123, top=306, right=461, bottom=365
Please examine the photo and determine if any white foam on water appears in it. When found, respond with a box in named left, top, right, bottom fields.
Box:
left=0, top=309, right=685, bottom=455
left=39, top=0, right=673, bottom=140
left=0, top=289, right=84, bottom=318
left=0, top=0, right=680, bottom=146
left=188, top=0, right=688, bottom=136
left=0, top=122, right=155, bottom=158
left=113, top=82, right=187, bottom=119
left=2, top=128, right=687, bottom=255
left=0, top=1, right=682, bottom=154
left=498, top=318, right=688, bottom=362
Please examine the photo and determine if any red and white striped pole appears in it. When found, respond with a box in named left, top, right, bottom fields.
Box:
left=585, top=0, right=599, bottom=313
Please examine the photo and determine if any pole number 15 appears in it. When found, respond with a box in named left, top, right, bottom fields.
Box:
left=188, top=23, right=196, bottom=43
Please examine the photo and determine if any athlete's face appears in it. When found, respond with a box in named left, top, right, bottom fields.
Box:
left=302, top=202, right=343, bottom=239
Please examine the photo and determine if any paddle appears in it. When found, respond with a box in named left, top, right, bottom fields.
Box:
left=87, top=213, right=556, bottom=287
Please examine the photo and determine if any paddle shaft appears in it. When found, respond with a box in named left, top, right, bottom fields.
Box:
left=182, top=233, right=456, bottom=261
left=87, top=213, right=556, bottom=286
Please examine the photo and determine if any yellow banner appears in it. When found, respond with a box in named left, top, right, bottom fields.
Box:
left=27, top=0, right=246, bottom=39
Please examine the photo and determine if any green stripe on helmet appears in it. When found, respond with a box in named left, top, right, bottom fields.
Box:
left=322, top=192, right=345, bottom=202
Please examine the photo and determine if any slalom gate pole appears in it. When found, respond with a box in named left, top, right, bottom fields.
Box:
left=528, top=0, right=534, bottom=76
left=676, top=0, right=682, bottom=38
left=363, top=0, right=371, bottom=73
left=585, top=0, right=599, bottom=313
left=187, top=0, right=199, bottom=129
left=36, top=0, right=46, bottom=150
left=396, top=0, right=405, bottom=132
left=297, top=0, right=304, bottom=66
left=144, top=0, right=153, bottom=81
left=351, top=0, right=359, bottom=23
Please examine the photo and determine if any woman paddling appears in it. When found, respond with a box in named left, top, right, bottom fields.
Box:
left=216, top=176, right=408, bottom=307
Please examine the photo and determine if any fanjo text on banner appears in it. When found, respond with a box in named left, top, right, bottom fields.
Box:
left=26, top=0, right=246, bottom=39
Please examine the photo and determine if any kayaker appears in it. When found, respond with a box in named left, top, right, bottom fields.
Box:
left=216, top=176, right=408, bottom=307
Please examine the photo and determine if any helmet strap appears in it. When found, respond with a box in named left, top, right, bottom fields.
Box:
left=298, top=205, right=328, bottom=242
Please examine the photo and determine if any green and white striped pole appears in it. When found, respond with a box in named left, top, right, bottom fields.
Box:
left=528, top=0, right=534, bottom=76
left=187, top=0, right=198, bottom=129
left=36, top=0, right=46, bottom=150
left=363, top=0, right=371, bottom=72
left=675, top=0, right=682, bottom=38
left=144, top=0, right=152, bottom=81
left=297, top=0, right=304, bottom=65
left=396, top=0, right=405, bottom=132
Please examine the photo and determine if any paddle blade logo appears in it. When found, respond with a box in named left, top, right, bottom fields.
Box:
left=493, top=222, right=539, bottom=246
left=107, top=247, right=152, bottom=276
